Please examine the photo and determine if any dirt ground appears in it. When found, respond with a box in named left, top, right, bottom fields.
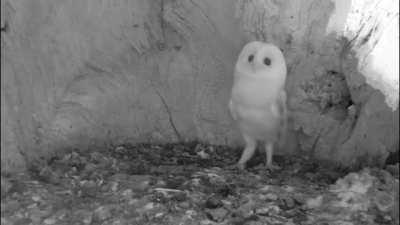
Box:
left=1, top=142, right=399, bottom=225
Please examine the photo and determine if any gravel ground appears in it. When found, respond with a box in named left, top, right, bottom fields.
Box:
left=1, top=142, right=399, bottom=225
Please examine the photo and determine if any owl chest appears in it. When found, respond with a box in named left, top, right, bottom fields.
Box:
left=233, top=102, right=278, bottom=123
left=233, top=102, right=280, bottom=139
left=231, top=79, right=280, bottom=107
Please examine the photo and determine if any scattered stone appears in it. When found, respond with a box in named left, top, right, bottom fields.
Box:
left=197, top=150, right=210, bottom=159
left=83, top=163, right=97, bottom=173
left=284, top=220, right=296, bottom=225
left=89, top=151, right=102, bottom=161
left=205, top=195, right=223, bottom=209
left=205, top=207, right=229, bottom=222
left=281, top=196, right=296, bottom=209
left=259, top=185, right=273, bottom=193
left=43, top=217, right=56, bottom=225
left=283, top=185, right=295, bottom=192
left=0, top=144, right=397, bottom=225
left=246, top=221, right=264, bottom=225
left=93, top=206, right=112, bottom=222
left=185, top=209, right=197, bottom=218
left=110, top=219, right=128, bottom=225
left=143, top=202, right=155, bottom=210
left=74, top=210, right=93, bottom=225
left=200, top=219, right=215, bottom=225
left=306, top=195, right=323, bottom=209
left=28, top=207, right=53, bottom=223
left=114, top=146, right=127, bottom=153
left=129, top=175, right=151, bottom=192
left=154, top=212, right=164, bottom=218
left=236, top=197, right=257, bottom=217
left=27, top=203, right=37, bottom=209
left=171, top=191, right=187, bottom=202
left=374, top=191, right=394, bottom=212
left=121, top=189, right=133, bottom=199
left=29, top=212, right=43, bottom=223
left=255, top=204, right=280, bottom=215
left=261, top=193, right=278, bottom=201
left=178, top=201, right=190, bottom=208
left=31, top=195, right=41, bottom=202
left=292, top=193, right=306, bottom=205
left=53, top=209, right=68, bottom=220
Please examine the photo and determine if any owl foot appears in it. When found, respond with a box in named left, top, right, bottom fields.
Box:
left=265, top=163, right=281, bottom=171
left=225, top=163, right=245, bottom=171
left=237, top=163, right=246, bottom=171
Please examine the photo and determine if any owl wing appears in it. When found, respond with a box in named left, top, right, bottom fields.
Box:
left=276, top=90, right=287, bottom=148
left=229, top=99, right=238, bottom=121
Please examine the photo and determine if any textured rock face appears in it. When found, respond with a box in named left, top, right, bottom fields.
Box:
left=1, top=0, right=398, bottom=172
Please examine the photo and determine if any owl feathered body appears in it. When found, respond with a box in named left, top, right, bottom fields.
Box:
left=230, top=74, right=286, bottom=142
left=229, top=41, right=287, bottom=169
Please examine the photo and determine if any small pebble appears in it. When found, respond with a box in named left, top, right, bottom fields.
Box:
left=81, top=213, right=93, bottom=224
left=260, top=185, right=272, bottom=193
left=110, top=182, right=119, bottom=192
left=154, top=212, right=164, bottom=218
left=43, top=218, right=56, bottom=225
left=205, top=207, right=228, bottom=222
left=200, top=219, right=214, bottom=225
left=143, top=202, right=154, bottom=210
left=84, top=163, right=97, bottom=173
left=30, top=213, right=42, bottom=223
left=179, top=201, right=190, bottom=208
left=122, top=189, right=133, bottom=199
left=262, top=193, right=278, bottom=201
left=255, top=204, right=280, bottom=215
left=111, top=219, right=128, bottom=225
left=205, top=195, right=223, bottom=209
left=129, top=175, right=151, bottom=192
left=283, top=185, right=295, bottom=192
left=306, top=195, right=323, bottom=209
left=282, top=196, right=295, bottom=209
left=185, top=210, right=197, bottom=217
left=32, top=195, right=41, bottom=202
left=197, top=150, right=210, bottom=159
left=93, top=206, right=112, bottom=222
left=246, top=221, right=264, bottom=225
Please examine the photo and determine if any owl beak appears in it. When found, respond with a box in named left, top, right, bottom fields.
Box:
left=250, top=61, right=256, bottom=73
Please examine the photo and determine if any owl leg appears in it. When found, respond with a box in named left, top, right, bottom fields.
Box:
left=237, top=134, right=257, bottom=170
left=265, top=142, right=280, bottom=170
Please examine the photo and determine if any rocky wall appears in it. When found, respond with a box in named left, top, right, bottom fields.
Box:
left=1, top=0, right=398, bottom=172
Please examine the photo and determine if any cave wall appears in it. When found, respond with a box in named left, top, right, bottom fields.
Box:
left=1, top=0, right=398, bottom=172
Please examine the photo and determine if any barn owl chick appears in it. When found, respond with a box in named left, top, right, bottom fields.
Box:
left=229, top=41, right=287, bottom=170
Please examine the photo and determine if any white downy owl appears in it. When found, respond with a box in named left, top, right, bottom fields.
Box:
left=229, top=41, right=287, bottom=170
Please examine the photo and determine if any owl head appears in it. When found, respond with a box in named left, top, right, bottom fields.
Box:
left=235, top=41, right=287, bottom=82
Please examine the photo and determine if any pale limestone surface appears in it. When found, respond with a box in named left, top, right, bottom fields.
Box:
left=1, top=0, right=398, bottom=172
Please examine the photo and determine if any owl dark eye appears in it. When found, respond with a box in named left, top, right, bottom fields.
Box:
left=263, top=57, right=271, bottom=66
left=248, top=54, right=254, bottom=62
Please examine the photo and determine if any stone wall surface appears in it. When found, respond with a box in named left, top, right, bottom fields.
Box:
left=1, top=0, right=398, bottom=172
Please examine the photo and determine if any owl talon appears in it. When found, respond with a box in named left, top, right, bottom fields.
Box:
left=225, top=164, right=242, bottom=171
left=265, top=163, right=281, bottom=171
left=237, top=163, right=246, bottom=171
